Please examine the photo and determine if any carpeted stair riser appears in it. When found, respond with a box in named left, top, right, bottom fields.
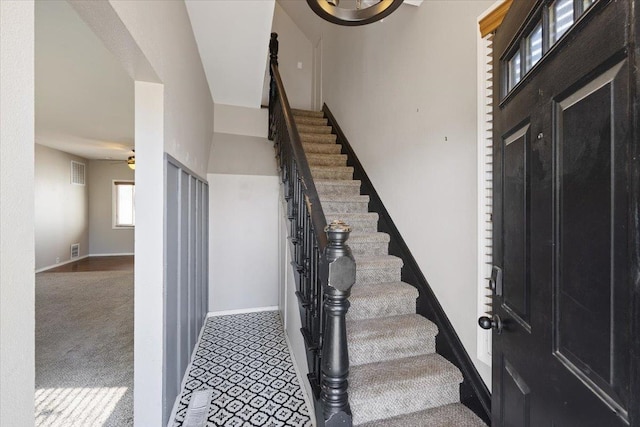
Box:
left=320, top=195, right=370, bottom=215
left=297, top=124, right=333, bottom=134
left=346, top=232, right=390, bottom=257
left=347, top=314, right=437, bottom=367
left=315, top=180, right=362, bottom=197
left=306, top=153, right=348, bottom=167
left=294, top=116, right=328, bottom=126
left=300, top=133, right=337, bottom=144
left=347, top=282, right=419, bottom=321
left=349, top=353, right=463, bottom=425
left=302, top=142, right=343, bottom=154
left=325, top=212, right=379, bottom=233
left=358, top=403, right=488, bottom=427
left=292, top=108, right=325, bottom=118
left=354, top=255, right=403, bottom=287
left=311, top=166, right=354, bottom=181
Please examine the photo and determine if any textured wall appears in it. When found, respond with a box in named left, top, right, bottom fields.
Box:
left=271, top=2, right=313, bottom=110
left=0, top=1, right=35, bottom=425
left=34, top=144, right=90, bottom=271
left=88, top=160, right=135, bottom=256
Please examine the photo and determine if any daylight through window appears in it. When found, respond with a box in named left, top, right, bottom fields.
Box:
left=114, top=181, right=135, bottom=227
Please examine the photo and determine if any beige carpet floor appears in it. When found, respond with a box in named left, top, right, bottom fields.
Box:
left=35, top=271, right=133, bottom=427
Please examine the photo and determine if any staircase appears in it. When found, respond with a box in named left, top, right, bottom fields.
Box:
left=292, top=108, right=487, bottom=427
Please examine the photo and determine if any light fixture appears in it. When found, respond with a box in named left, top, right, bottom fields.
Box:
left=127, top=149, right=135, bottom=170
left=307, top=0, right=403, bottom=26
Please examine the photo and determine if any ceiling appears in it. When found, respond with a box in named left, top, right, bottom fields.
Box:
left=35, top=0, right=134, bottom=161
left=185, top=0, right=276, bottom=109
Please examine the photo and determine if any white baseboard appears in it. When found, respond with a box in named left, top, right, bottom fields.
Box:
left=35, top=255, right=89, bottom=273
left=207, top=306, right=279, bottom=317
left=88, top=252, right=134, bottom=257
left=283, top=329, right=316, bottom=426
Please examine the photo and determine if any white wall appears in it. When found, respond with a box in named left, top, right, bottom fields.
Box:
left=88, top=160, right=135, bottom=256
left=106, top=0, right=214, bottom=178
left=320, top=1, right=493, bottom=385
left=133, top=81, right=165, bottom=427
left=34, top=144, right=90, bottom=271
left=185, top=0, right=275, bottom=108
left=209, top=133, right=276, bottom=176
left=214, top=104, right=269, bottom=138
left=272, top=2, right=314, bottom=110
left=0, top=1, right=35, bottom=425
left=208, top=173, right=280, bottom=312
left=208, top=106, right=279, bottom=313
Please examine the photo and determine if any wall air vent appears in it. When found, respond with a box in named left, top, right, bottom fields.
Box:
left=70, top=243, right=80, bottom=259
left=71, top=161, right=86, bottom=185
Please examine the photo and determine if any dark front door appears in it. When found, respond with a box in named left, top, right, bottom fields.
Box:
left=490, top=0, right=639, bottom=425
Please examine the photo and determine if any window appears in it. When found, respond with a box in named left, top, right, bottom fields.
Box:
left=113, top=181, right=135, bottom=228
left=504, top=0, right=598, bottom=96
left=550, top=0, right=574, bottom=46
left=508, top=51, right=522, bottom=90
left=525, top=22, right=543, bottom=72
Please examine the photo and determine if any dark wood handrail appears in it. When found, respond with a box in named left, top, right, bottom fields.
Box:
left=270, top=58, right=328, bottom=250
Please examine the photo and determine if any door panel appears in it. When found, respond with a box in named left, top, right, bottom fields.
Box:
left=500, top=357, right=531, bottom=427
left=492, top=0, right=638, bottom=425
left=503, top=124, right=532, bottom=328
left=554, top=60, right=630, bottom=416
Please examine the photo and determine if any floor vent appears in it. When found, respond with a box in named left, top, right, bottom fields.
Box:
left=70, top=243, right=80, bottom=259
left=182, top=389, right=212, bottom=427
left=71, top=161, right=86, bottom=185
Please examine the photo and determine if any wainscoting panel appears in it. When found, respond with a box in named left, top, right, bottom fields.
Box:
left=163, top=155, right=209, bottom=426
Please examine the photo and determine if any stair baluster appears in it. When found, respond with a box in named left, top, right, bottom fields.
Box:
left=268, top=32, right=354, bottom=427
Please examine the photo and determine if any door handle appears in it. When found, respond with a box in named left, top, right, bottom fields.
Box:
left=478, top=314, right=504, bottom=334
left=489, top=266, right=503, bottom=296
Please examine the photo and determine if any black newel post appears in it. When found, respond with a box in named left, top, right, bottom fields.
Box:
left=268, top=32, right=279, bottom=141
left=321, top=220, right=355, bottom=427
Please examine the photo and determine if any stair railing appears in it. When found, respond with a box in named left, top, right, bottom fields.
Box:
left=268, top=32, right=355, bottom=427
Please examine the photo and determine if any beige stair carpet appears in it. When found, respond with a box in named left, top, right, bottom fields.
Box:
left=291, top=110, right=487, bottom=427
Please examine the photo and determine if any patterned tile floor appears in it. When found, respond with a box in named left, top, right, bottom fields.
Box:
left=172, top=311, right=313, bottom=427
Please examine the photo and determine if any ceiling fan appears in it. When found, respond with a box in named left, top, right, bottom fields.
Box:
left=127, top=150, right=135, bottom=170
left=105, top=148, right=135, bottom=170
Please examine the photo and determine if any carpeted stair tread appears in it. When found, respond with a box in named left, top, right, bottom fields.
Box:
left=315, top=179, right=362, bottom=197
left=297, top=124, right=333, bottom=134
left=299, top=132, right=337, bottom=144
left=311, top=165, right=354, bottom=180
left=292, top=108, right=325, bottom=118
left=306, top=153, right=348, bottom=167
left=347, top=314, right=437, bottom=366
left=294, top=115, right=328, bottom=126
left=348, top=282, right=418, bottom=321
left=302, top=142, right=343, bottom=154
left=325, top=212, right=379, bottom=233
left=349, top=353, right=463, bottom=425
left=357, top=403, right=488, bottom=427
